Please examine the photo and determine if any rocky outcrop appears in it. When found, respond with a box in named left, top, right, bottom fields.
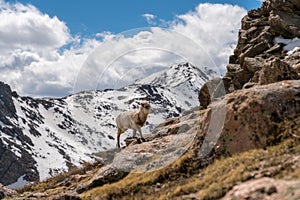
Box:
left=194, top=80, right=300, bottom=158
left=198, top=0, right=300, bottom=107
left=0, top=82, right=16, bottom=125
left=221, top=0, right=300, bottom=93
left=254, top=57, right=299, bottom=84
left=0, top=82, right=38, bottom=186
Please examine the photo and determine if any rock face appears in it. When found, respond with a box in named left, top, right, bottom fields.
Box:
left=0, top=82, right=16, bottom=121
left=255, top=57, right=299, bottom=84
left=221, top=0, right=300, bottom=93
left=194, top=80, right=300, bottom=158
left=194, top=1, right=300, bottom=197
left=0, top=82, right=38, bottom=186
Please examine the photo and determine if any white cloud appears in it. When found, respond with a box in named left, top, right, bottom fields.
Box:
left=0, top=38, right=100, bottom=97
left=0, top=0, right=96, bottom=97
left=142, top=13, right=157, bottom=25
left=0, top=1, right=246, bottom=97
left=171, top=3, right=246, bottom=71
left=0, top=0, right=70, bottom=55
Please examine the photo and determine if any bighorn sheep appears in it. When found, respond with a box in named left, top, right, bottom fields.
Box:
left=116, top=101, right=151, bottom=148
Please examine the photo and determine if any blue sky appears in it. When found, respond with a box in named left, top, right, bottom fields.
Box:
left=0, top=0, right=262, bottom=97
left=5, top=0, right=262, bottom=37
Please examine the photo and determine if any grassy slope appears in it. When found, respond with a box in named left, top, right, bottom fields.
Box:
left=80, top=138, right=300, bottom=200
left=9, top=137, right=299, bottom=199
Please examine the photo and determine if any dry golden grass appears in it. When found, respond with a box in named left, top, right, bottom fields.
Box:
left=13, top=137, right=299, bottom=200
left=81, top=138, right=300, bottom=200
left=16, top=160, right=103, bottom=194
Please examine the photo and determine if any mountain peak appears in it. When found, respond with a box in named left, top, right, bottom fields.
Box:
left=135, top=62, right=212, bottom=89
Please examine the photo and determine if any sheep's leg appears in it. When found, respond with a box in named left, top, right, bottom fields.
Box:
left=133, top=130, right=137, bottom=138
left=116, top=128, right=123, bottom=148
left=138, top=128, right=145, bottom=142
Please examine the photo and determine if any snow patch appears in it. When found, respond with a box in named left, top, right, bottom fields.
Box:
left=6, top=175, right=31, bottom=189
left=275, top=37, right=300, bottom=53
left=287, top=47, right=300, bottom=56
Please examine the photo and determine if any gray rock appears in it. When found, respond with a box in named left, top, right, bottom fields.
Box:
left=239, top=42, right=269, bottom=63
left=269, top=10, right=300, bottom=38
left=265, top=43, right=284, bottom=54
left=0, top=82, right=17, bottom=122
left=258, top=58, right=300, bottom=85
left=243, top=57, right=264, bottom=73
left=76, top=165, right=128, bottom=194
left=198, top=77, right=226, bottom=109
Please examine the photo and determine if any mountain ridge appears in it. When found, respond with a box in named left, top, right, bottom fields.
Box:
left=0, top=62, right=212, bottom=186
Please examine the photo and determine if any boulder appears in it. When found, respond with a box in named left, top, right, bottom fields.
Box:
left=223, top=64, right=253, bottom=91
left=76, top=165, right=128, bottom=194
left=242, top=57, right=264, bottom=73
left=193, top=80, right=300, bottom=157
left=265, top=43, right=284, bottom=54
left=198, top=78, right=226, bottom=109
left=248, top=9, right=262, bottom=18
left=258, top=58, right=299, bottom=85
left=222, top=178, right=300, bottom=200
left=269, top=10, right=300, bottom=38
left=249, top=26, right=273, bottom=45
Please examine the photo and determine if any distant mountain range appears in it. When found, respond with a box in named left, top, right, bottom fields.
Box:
left=0, top=62, right=214, bottom=186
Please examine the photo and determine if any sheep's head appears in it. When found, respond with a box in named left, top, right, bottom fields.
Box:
left=140, top=100, right=151, bottom=114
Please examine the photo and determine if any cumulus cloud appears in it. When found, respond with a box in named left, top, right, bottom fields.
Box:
left=171, top=3, right=246, bottom=71
left=0, top=0, right=94, bottom=96
left=0, top=1, right=246, bottom=97
left=0, top=0, right=70, bottom=54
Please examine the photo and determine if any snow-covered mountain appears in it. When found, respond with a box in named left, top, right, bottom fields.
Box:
left=0, top=63, right=213, bottom=186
